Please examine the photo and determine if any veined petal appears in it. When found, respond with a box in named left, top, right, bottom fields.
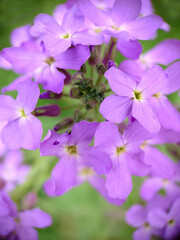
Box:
left=164, top=61, right=180, bottom=94
left=144, top=146, right=176, bottom=179
left=73, top=30, right=104, bottom=46
left=0, top=95, right=19, bottom=121
left=140, top=177, right=163, bottom=201
left=40, top=130, right=68, bottom=157
left=123, top=121, right=154, bottom=150
left=1, top=47, right=45, bottom=74
left=55, top=45, right=90, bottom=70
left=94, top=121, right=124, bottom=155
left=40, top=65, right=66, bottom=94
left=105, top=158, right=132, bottom=199
left=111, top=0, right=141, bottom=27
left=51, top=156, right=77, bottom=196
left=153, top=96, right=180, bottom=132
left=18, top=114, right=43, bottom=150
left=62, top=4, right=84, bottom=35
left=117, top=39, right=142, bottom=60
left=69, top=121, right=98, bottom=146
left=132, top=100, right=160, bottom=133
left=16, top=81, right=40, bottom=114
left=79, top=146, right=112, bottom=175
left=144, top=39, right=180, bottom=67
left=137, top=65, right=167, bottom=98
left=123, top=15, right=163, bottom=40
left=100, top=95, right=133, bottom=123
left=105, top=67, right=136, bottom=97
left=79, top=0, right=112, bottom=27
left=89, top=176, right=124, bottom=206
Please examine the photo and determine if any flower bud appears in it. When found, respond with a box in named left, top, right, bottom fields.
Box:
left=33, top=105, right=60, bottom=117
left=54, top=117, right=74, bottom=131
left=39, top=91, right=62, bottom=100
left=22, top=192, right=37, bottom=210
left=107, top=60, right=116, bottom=69
left=96, top=63, right=106, bottom=75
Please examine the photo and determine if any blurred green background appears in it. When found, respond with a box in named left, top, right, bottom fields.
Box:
left=0, top=0, right=180, bottom=239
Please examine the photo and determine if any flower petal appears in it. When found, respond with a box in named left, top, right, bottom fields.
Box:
left=132, top=100, right=160, bottom=133
left=55, top=45, right=90, bottom=70
left=0, top=95, right=19, bottom=121
left=144, top=146, right=176, bottom=179
left=111, top=0, right=141, bottom=27
left=94, top=121, right=124, bottom=155
left=100, top=95, right=132, bottom=123
left=19, top=208, right=52, bottom=228
left=105, top=158, right=132, bottom=199
left=126, top=204, right=146, bottom=227
left=16, top=81, right=40, bottom=114
left=105, top=67, right=136, bottom=97
left=51, top=156, right=77, bottom=196
left=79, top=146, right=112, bottom=175
left=117, top=39, right=142, bottom=60
left=140, top=177, right=163, bottom=201
left=124, top=15, right=163, bottom=40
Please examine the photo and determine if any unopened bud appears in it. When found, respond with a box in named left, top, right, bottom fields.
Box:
left=54, top=117, right=74, bottom=131
left=33, top=105, right=60, bottom=117
left=70, top=88, right=80, bottom=98
left=80, top=64, right=87, bottom=74
left=96, top=63, right=105, bottom=75
left=40, top=91, right=62, bottom=100
left=107, top=60, right=116, bottom=69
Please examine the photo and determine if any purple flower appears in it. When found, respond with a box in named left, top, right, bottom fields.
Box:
left=1, top=43, right=90, bottom=94
left=0, top=150, right=30, bottom=192
left=100, top=65, right=168, bottom=133
left=147, top=198, right=180, bottom=240
left=94, top=121, right=151, bottom=199
left=40, top=121, right=112, bottom=196
left=119, top=39, right=180, bottom=81
left=140, top=161, right=180, bottom=202
left=0, top=190, right=52, bottom=240
left=0, top=81, right=43, bottom=150
left=79, top=0, right=163, bottom=59
left=126, top=201, right=166, bottom=240
left=30, top=4, right=103, bottom=56
left=44, top=165, right=124, bottom=206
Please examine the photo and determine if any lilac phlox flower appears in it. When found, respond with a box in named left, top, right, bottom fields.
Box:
left=119, top=39, right=180, bottom=81
left=140, top=157, right=180, bottom=201
left=0, top=81, right=43, bottom=150
left=140, top=0, right=170, bottom=32
left=1, top=42, right=90, bottom=94
left=94, top=121, right=152, bottom=199
left=147, top=198, right=180, bottom=240
left=40, top=121, right=112, bottom=196
left=0, top=150, right=30, bottom=192
left=0, top=190, right=52, bottom=239
left=44, top=165, right=123, bottom=206
left=30, top=4, right=103, bottom=56
left=100, top=65, right=168, bottom=133
left=79, top=0, right=163, bottom=59
left=0, top=24, right=33, bottom=70
left=126, top=199, right=169, bottom=240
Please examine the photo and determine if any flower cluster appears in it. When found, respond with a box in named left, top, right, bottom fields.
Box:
left=0, top=0, right=180, bottom=239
